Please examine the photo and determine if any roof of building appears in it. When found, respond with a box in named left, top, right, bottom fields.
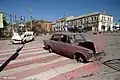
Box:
left=66, top=12, right=112, bottom=21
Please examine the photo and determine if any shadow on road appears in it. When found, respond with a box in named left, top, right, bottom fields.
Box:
left=0, top=45, right=24, bottom=72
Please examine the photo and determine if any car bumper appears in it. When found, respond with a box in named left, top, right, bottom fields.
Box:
left=12, top=40, right=22, bottom=44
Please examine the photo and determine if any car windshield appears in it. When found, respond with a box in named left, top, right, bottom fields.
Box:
left=69, top=34, right=86, bottom=43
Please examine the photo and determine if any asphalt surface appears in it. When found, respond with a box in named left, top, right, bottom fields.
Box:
left=76, top=33, right=120, bottom=80
left=0, top=32, right=120, bottom=80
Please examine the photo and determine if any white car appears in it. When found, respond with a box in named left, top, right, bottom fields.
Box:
left=11, top=32, right=34, bottom=44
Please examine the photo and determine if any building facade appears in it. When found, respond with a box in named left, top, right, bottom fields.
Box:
left=35, top=20, right=52, bottom=33
left=53, top=12, right=113, bottom=32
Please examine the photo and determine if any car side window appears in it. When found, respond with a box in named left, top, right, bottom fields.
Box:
left=61, top=35, right=67, bottom=43
left=52, top=35, right=60, bottom=41
left=68, top=36, right=74, bottom=44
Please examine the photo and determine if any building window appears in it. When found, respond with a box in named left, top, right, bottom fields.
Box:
left=86, top=18, right=89, bottom=22
left=73, top=20, right=76, bottom=25
left=92, top=16, right=94, bottom=21
left=104, top=17, right=106, bottom=21
left=109, top=18, right=111, bottom=21
left=102, top=16, right=104, bottom=21
left=89, top=17, right=92, bottom=22
left=84, top=18, right=87, bottom=22
left=95, top=16, right=98, bottom=21
left=82, top=19, right=85, bottom=23
left=77, top=20, right=80, bottom=24
left=108, top=17, right=109, bottom=21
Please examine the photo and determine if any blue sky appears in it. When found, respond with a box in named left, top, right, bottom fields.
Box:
left=0, top=0, right=120, bottom=22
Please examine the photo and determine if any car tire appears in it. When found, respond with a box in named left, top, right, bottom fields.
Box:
left=32, top=38, right=35, bottom=41
left=74, top=53, right=88, bottom=63
left=24, top=40, right=27, bottom=43
left=12, top=42, right=15, bottom=44
left=22, top=40, right=26, bottom=44
left=48, top=46, right=53, bottom=53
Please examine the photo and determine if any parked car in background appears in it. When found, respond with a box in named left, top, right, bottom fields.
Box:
left=43, top=32, right=103, bottom=63
left=11, top=31, right=34, bottom=44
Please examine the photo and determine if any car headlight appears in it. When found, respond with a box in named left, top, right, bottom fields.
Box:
left=88, top=51, right=93, bottom=57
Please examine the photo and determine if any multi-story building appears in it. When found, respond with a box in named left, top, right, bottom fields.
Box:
left=53, top=12, right=113, bottom=32
left=55, top=17, right=67, bottom=32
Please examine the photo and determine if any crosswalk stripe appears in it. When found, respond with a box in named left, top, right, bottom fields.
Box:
left=24, top=62, right=89, bottom=80
left=0, top=50, right=48, bottom=62
left=0, top=48, right=44, bottom=57
left=2, top=57, right=73, bottom=79
left=0, top=47, right=46, bottom=58
left=9, top=53, right=57, bottom=64
left=0, top=46, right=44, bottom=55
left=0, top=45, right=43, bottom=53
left=49, top=62, right=102, bottom=80
left=0, top=57, right=68, bottom=77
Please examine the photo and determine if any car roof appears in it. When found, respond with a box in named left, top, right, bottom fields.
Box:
left=52, top=32, right=83, bottom=36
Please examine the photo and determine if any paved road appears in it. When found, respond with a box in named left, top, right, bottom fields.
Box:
left=76, top=33, right=120, bottom=80
left=0, top=34, right=103, bottom=80
left=0, top=33, right=120, bottom=80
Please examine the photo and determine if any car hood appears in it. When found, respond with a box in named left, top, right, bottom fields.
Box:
left=12, top=33, right=22, bottom=40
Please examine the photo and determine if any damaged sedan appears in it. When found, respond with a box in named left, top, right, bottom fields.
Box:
left=43, top=32, right=103, bottom=63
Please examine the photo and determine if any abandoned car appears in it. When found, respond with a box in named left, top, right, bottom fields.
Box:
left=43, top=32, right=103, bottom=63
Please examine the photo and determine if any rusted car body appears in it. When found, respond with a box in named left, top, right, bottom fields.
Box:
left=43, top=32, right=103, bottom=63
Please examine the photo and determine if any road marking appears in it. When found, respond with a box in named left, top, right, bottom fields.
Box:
left=9, top=53, right=57, bottom=64
left=50, top=62, right=102, bottom=80
left=0, top=47, right=45, bottom=56
left=0, top=57, right=68, bottom=77
left=24, top=63, right=89, bottom=80
left=3, top=58, right=73, bottom=79
left=0, top=45, right=43, bottom=53
left=0, top=50, right=48, bottom=62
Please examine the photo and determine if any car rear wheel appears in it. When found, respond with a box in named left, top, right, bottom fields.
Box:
left=12, top=42, right=15, bottom=44
left=32, top=38, right=35, bottom=41
left=74, top=53, right=88, bottom=63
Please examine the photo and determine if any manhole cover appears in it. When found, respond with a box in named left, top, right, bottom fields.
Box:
left=104, top=59, right=120, bottom=71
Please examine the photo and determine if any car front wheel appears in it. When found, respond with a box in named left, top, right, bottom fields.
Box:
left=74, top=53, right=88, bottom=63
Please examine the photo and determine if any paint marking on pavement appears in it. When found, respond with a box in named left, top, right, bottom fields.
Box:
left=9, top=53, right=57, bottom=64
left=4, top=57, right=73, bottom=79
left=24, top=62, right=89, bottom=80
left=0, top=46, right=44, bottom=56
left=50, top=62, right=102, bottom=80
left=0, top=50, right=48, bottom=62
left=0, top=57, right=68, bottom=77
left=0, top=45, right=43, bottom=54
left=4, top=54, right=61, bottom=70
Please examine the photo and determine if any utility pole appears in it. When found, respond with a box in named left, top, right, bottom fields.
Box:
left=30, top=8, right=32, bottom=30
left=24, top=16, right=27, bottom=32
left=10, top=14, right=14, bottom=34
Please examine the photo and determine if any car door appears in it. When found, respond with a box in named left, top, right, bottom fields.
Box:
left=26, top=34, right=30, bottom=41
left=59, top=35, right=71, bottom=56
left=59, top=35, right=75, bottom=58
left=50, top=34, right=61, bottom=53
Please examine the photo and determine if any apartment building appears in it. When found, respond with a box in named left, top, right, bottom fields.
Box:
left=53, top=12, right=113, bottom=32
